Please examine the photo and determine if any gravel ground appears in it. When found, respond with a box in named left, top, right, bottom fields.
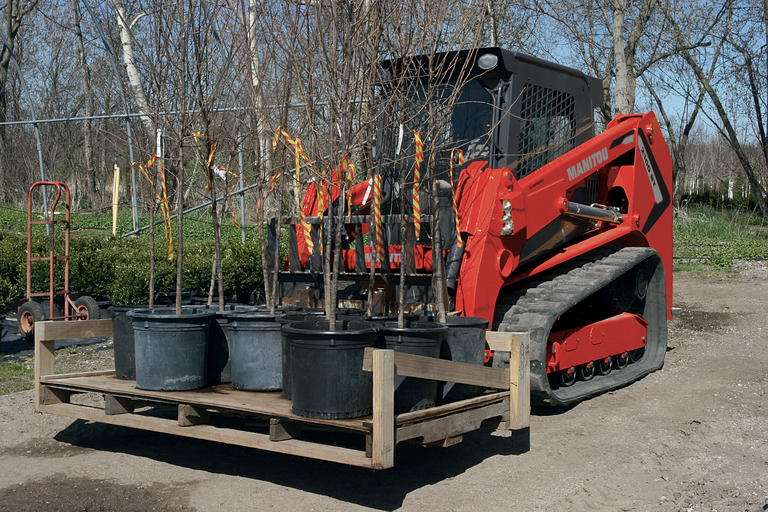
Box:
left=0, top=267, right=766, bottom=512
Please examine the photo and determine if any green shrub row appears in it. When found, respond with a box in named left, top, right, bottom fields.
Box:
left=0, top=229, right=269, bottom=310
left=0, top=202, right=259, bottom=242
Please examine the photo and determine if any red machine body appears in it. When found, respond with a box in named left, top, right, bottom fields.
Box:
left=454, top=112, right=673, bottom=325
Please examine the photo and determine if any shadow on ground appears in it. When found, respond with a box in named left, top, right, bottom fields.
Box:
left=54, top=419, right=530, bottom=511
left=1, top=325, right=108, bottom=361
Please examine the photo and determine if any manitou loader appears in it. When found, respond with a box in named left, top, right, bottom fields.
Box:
left=281, top=47, right=673, bottom=407
left=31, top=48, right=674, bottom=470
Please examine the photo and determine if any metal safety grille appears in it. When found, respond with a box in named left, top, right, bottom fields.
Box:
left=516, top=84, right=576, bottom=178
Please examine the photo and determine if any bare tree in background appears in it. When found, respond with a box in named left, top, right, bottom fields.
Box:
left=70, top=0, right=97, bottom=202
left=532, top=0, right=678, bottom=120
left=660, top=0, right=768, bottom=213
left=0, top=0, right=39, bottom=201
left=114, top=0, right=154, bottom=136
left=638, top=0, right=725, bottom=207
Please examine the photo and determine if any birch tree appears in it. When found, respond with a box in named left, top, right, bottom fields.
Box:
left=114, top=0, right=154, bottom=136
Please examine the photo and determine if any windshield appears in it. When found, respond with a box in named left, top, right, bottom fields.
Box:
left=378, top=78, right=495, bottom=182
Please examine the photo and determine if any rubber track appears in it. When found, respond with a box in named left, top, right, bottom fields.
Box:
left=493, top=247, right=667, bottom=406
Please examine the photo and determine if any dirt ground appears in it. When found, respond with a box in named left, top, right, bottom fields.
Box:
left=0, top=266, right=767, bottom=512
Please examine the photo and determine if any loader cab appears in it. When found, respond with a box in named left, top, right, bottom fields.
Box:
left=376, top=47, right=603, bottom=182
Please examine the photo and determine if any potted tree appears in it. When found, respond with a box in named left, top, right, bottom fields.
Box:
left=279, top=2, right=382, bottom=419
left=128, top=7, right=218, bottom=391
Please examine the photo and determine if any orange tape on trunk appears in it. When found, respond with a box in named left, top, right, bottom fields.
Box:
left=413, top=131, right=423, bottom=239
left=450, top=148, right=465, bottom=248
left=273, top=127, right=313, bottom=254
left=373, top=174, right=384, bottom=263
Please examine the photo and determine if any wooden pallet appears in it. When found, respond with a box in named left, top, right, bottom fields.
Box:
left=34, top=319, right=529, bottom=469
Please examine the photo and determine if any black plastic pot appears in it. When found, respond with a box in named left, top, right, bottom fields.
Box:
left=194, top=304, right=248, bottom=386
left=422, top=315, right=489, bottom=403
left=255, top=305, right=301, bottom=313
left=128, top=308, right=214, bottom=391
left=108, top=305, right=149, bottom=380
left=365, top=313, right=419, bottom=322
left=362, top=314, right=419, bottom=348
left=277, top=311, right=327, bottom=399
left=223, top=312, right=284, bottom=391
left=381, top=321, right=448, bottom=413
left=285, top=320, right=380, bottom=419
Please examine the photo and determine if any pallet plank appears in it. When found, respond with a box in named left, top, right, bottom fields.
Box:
left=396, top=400, right=509, bottom=445
left=362, top=347, right=510, bottom=390
left=34, top=337, right=56, bottom=412
left=393, top=390, right=509, bottom=425
left=36, top=319, right=113, bottom=342
left=42, top=370, right=116, bottom=381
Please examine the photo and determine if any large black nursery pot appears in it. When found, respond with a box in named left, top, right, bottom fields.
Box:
left=422, top=315, right=489, bottom=403
left=108, top=305, right=149, bottom=380
left=365, top=312, right=419, bottom=323
left=195, top=304, right=250, bottom=386
left=380, top=321, right=448, bottom=413
left=277, top=311, right=327, bottom=399
left=285, top=320, right=380, bottom=419
left=255, top=305, right=301, bottom=313
left=222, top=312, right=284, bottom=391
left=128, top=307, right=214, bottom=391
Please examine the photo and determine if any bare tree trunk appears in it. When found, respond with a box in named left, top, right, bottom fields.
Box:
left=431, top=176, right=446, bottom=323
left=0, top=0, right=40, bottom=202
left=270, top=173, right=285, bottom=314
left=175, top=145, right=184, bottom=315
left=248, top=0, right=270, bottom=172
left=484, top=0, right=498, bottom=47
left=71, top=0, right=96, bottom=201
left=269, top=71, right=293, bottom=315
left=115, top=0, right=155, bottom=136
left=258, top=176, right=273, bottom=308
left=611, top=2, right=632, bottom=114
left=642, top=71, right=706, bottom=208
left=209, top=142, right=225, bottom=310
left=149, top=202, right=155, bottom=309
left=397, top=181, right=407, bottom=328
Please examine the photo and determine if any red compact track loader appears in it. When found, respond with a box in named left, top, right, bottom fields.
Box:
left=273, top=48, right=672, bottom=407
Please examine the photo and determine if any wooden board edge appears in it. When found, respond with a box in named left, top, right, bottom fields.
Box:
left=363, top=347, right=510, bottom=390
left=396, top=400, right=509, bottom=445
left=42, top=370, right=116, bottom=381
left=485, top=331, right=527, bottom=353
left=509, top=332, right=530, bottom=430
left=36, top=319, right=113, bottom=342
left=394, top=390, right=509, bottom=425
left=371, top=349, right=395, bottom=469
